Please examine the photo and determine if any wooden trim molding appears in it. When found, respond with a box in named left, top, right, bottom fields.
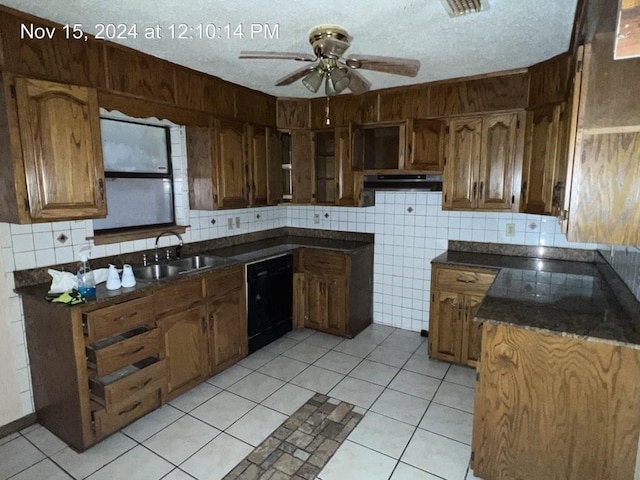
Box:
left=0, top=413, right=37, bottom=439
left=90, top=225, right=188, bottom=246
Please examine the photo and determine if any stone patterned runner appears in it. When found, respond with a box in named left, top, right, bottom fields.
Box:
left=224, top=394, right=363, bottom=480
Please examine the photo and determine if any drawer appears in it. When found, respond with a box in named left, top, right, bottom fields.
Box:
left=205, top=265, right=244, bottom=300
left=302, top=249, right=347, bottom=275
left=87, top=328, right=160, bottom=377
left=84, top=296, right=155, bottom=343
left=435, top=267, right=497, bottom=295
left=89, top=358, right=166, bottom=409
left=155, top=278, right=203, bottom=317
left=92, top=389, right=161, bottom=439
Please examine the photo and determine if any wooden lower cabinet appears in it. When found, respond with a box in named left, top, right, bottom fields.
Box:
left=428, top=265, right=497, bottom=367
left=472, top=322, right=640, bottom=480
left=159, top=304, right=208, bottom=400
left=294, top=246, right=373, bottom=337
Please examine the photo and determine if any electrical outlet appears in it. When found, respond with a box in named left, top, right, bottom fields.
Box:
left=227, top=218, right=233, bottom=230
left=313, top=213, right=320, bottom=224
left=235, top=216, right=240, bottom=228
left=505, top=223, right=516, bottom=237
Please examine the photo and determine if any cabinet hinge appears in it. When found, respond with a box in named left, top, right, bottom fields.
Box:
left=559, top=209, right=569, bottom=221
left=23, top=197, right=29, bottom=211
left=516, top=119, right=520, bottom=129
left=576, top=60, right=583, bottom=73
left=445, top=125, right=450, bottom=134
left=443, top=156, right=447, bottom=166
left=9, top=84, right=16, bottom=98
left=444, top=193, right=447, bottom=203
left=471, top=451, right=475, bottom=462
left=511, top=195, right=515, bottom=205
left=476, top=371, right=480, bottom=383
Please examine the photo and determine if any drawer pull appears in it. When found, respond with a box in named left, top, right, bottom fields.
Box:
left=122, top=345, right=144, bottom=357
left=119, top=312, right=137, bottom=320
left=130, top=378, right=153, bottom=392
left=456, top=275, right=477, bottom=283
left=118, top=401, right=142, bottom=416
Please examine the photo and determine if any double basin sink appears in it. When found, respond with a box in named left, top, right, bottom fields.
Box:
left=133, top=255, right=234, bottom=281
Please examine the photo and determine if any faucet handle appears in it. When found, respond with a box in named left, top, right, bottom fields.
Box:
left=142, top=253, right=148, bottom=266
left=165, top=248, right=171, bottom=260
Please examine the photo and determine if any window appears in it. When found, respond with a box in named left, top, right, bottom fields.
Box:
left=93, top=117, right=175, bottom=233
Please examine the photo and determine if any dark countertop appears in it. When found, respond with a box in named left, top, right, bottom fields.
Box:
left=15, top=229, right=373, bottom=308
left=432, top=244, right=640, bottom=347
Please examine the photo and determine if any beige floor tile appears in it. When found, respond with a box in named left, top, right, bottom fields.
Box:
left=390, top=462, right=442, bottom=480
left=191, top=391, right=256, bottom=430
left=227, top=371, right=286, bottom=403
left=318, top=440, right=396, bottom=480
left=257, top=355, right=309, bottom=381
left=22, top=424, right=67, bottom=456
left=348, top=411, right=415, bottom=459
left=433, top=382, right=475, bottom=413
left=169, top=382, right=222, bottom=413
left=11, top=458, right=72, bottom=480
left=313, top=350, right=362, bottom=374
left=181, top=433, right=253, bottom=480
left=290, top=365, right=344, bottom=394
left=303, top=331, right=345, bottom=349
left=370, top=389, right=430, bottom=426
left=226, top=405, right=287, bottom=447
left=366, top=345, right=413, bottom=368
left=86, top=445, right=173, bottom=480
left=403, top=354, right=450, bottom=379
left=206, top=364, right=252, bottom=389
left=0, top=436, right=45, bottom=479
left=282, top=342, right=330, bottom=364
left=402, top=429, right=471, bottom=480
left=284, top=328, right=316, bottom=341
left=121, top=404, right=184, bottom=442
left=328, top=377, right=384, bottom=409
left=262, top=336, right=299, bottom=355
left=349, top=359, right=399, bottom=386
left=420, top=403, right=473, bottom=445
left=444, top=365, right=476, bottom=388
left=237, top=349, right=278, bottom=370
left=388, top=370, right=441, bottom=400
left=261, top=383, right=315, bottom=415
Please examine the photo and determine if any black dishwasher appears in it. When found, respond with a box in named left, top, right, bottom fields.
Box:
left=246, top=254, right=293, bottom=354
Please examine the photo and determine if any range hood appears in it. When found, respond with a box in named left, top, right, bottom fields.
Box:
left=363, top=173, right=443, bottom=191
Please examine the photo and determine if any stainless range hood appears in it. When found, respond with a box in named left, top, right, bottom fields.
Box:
left=363, top=173, right=443, bottom=191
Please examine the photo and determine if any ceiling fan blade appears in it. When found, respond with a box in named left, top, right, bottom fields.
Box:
left=239, top=51, right=316, bottom=62
left=346, top=55, right=420, bottom=77
left=275, top=65, right=317, bottom=86
left=346, top=69, right=371, bottom=95
left=320, top=37, right=351, bottom=58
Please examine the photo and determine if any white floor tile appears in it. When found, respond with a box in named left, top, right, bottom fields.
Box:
left=355, top=325, right=395, bottom=345
left=285, top=327, right=316, bottom=341
left=388, top=370, right=441, bottom=400
left=261, top=383, right=315, bottom=415
left=466, top=467, right=482, bottom=479
left=0, top=436, right=45, bottom=479
left=181, top=433, right=253, bottom=480
left=332, top=338, right=378, bottom=358
left=282, top=342, right=330, bottom=364
left=22, top=424, right=67, bottom=456
left=122, top=404, right=184, bottom=442
left=433, top=382, right=475, bottom=413
left=227, top=371, right=286, bottom=403
left=366, top=345, right=413, bottom=368
left=348, top=412, right=415, bottom=459
left=237, top=349, right=278, bottom=370
left=390, top=462, right=442, bottom=480
left=161, top=469, right=195, bottom=480
left=313, top=351, right=362, bottom=374
left=402, top=429, right=471, bottom=480
left=0, top=432, right=19, bottom=447
left=420, top=403, right=473, bottom=445
left=206, top=364, right=252, bottom=389
left=191, top=391, right=256, bottom=430
left=370, top=389, right=430, bottom=426
left=291, top=365, right=344, bottom=394
left=381, top=331, right=424, bottom=354
left=318, top=440, right=396, bottom=480
left=10, top=458, right=72, bottom=480
left=262, top=336, right=299, bottom=355
left=226, top=405, right=287, bottom=447
left=257, top=356, right=309, bottom=381
left=144, top=416, right=220, bottom=465
left=51, top=433, right=136, bottom=480
left=328, top=377, right=384, bottom=409
left=403, top=355, right=451, bottom=379
left=303, top=331, right=345, bottom=349
left=86, top=445, right=173, bottom=480
left=349, top=359, right=399, bottom=386
left=169, top=382, right=222, bottom=413
left=444, top=365, right=477, bottom=388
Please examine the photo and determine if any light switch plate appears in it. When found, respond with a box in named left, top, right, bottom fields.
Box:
left=227, top=218, right=233, bottom=229
left=235, top=216, right=240, bottom=228
left=505, top=223, right=516, bottom=237
left=314, top=213, right=320, bottom=224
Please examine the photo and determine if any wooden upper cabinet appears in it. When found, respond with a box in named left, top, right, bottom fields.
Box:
left=267, top=128, right=283, bottom=205
left=444, top=117, right=482, bottom=209
left=444, top=112, right=522, bottom=211
left=248, top=125, right=268, bottom=206
left=335, top=126, right=355, bottom=206
left=214, top=119, right=249, bottom=209
left=478, top=113, right=518, bottom=210
left=291, top=130, right=314, bottom=204
left=186, top=125, right=217, bottom=210
left=406, top=118, right=446, bottom=172
left=14, top=77, right=106, bottom=220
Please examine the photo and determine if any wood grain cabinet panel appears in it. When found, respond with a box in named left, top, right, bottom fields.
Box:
left=13, top=77, right=106, bottom=220
left=248, top=125, right=269, bottom=206
left=472, top=323, right=640, bottom=480
left=291, top=130, right=314, bottom=204
left=444, top=117, right=482, bottom=210
left=214, top=119, right=250, bottom=209
left=267, top=127, right=284, bottom=205
left=186, top=125, right=217, bottom=210
left=406, top=118, right=446, bottom=172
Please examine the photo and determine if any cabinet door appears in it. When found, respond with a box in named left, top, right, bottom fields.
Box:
left=444, top=117, right=482, bottom=209
left=214, top=119, right=249, bottom=208
left=406, top=118, right=445, bottom=172
left=460, top=294, right=484, bottom=367
left=429, top=290, right=463, bottom=363
left=14, top=77, right=106, bottom=219
left=292, top=272, right=306, bottom=329
left=159, top=305, right=208, bottom=399
left=248, top=125, right=268, bottom=206
left=314, top=130, right=336, bottom=204
left=209, top=288, right=247, bottom=374
left=478, top=113, right=519, bottom=210
left=186, top=125, right=217, bottom=210
left=304, top=273, right=326, bottom=330
left=335, top=126, right=356, bottom=206
left=325, top=276, right=348, bottom=335
left=291, top=130, right=314, bottom=203
left=267, top=127, right=283, bottom=205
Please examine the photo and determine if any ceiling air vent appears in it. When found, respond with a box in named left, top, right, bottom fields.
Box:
left=441, top=0, right=488, bottom=17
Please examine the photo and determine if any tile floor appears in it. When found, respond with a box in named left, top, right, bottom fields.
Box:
left=0, top=324, right=480, bottom=480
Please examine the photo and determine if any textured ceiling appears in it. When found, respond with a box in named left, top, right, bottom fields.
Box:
left=1, top=0, right=578, bottom=98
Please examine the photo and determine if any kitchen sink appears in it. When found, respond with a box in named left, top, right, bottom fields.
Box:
left=169, top=255, right=233, bottom=270
left=133, top=264, right=184, bottom=281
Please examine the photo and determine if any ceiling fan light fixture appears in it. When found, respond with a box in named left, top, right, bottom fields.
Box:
left=329, top=67, right=351, bottom=93
left=301, top=68, right=324, bottom=93
left=441, top=0, right=488, bottom=17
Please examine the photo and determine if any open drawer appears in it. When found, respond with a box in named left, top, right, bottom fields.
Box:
left=92, top=389, right=161, bottom=439
left=89, top=358, right=166, bottom=409
left=86, top=328, right=160, bottom=377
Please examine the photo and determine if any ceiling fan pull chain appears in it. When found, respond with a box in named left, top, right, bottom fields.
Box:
left=325, top=97, right=331, bottom=126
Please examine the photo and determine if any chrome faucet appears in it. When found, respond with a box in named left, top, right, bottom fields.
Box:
left=154, top=231, right=183, bottom=261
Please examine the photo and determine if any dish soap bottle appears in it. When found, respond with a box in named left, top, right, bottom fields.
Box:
left=77, top=254, right=96, bottom=298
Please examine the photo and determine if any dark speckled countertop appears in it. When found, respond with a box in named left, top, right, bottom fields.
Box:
left=433, top=243, right=640, bottom=347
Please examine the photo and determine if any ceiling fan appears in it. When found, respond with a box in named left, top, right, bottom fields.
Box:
left=239, top=25, right=420, bottom=96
